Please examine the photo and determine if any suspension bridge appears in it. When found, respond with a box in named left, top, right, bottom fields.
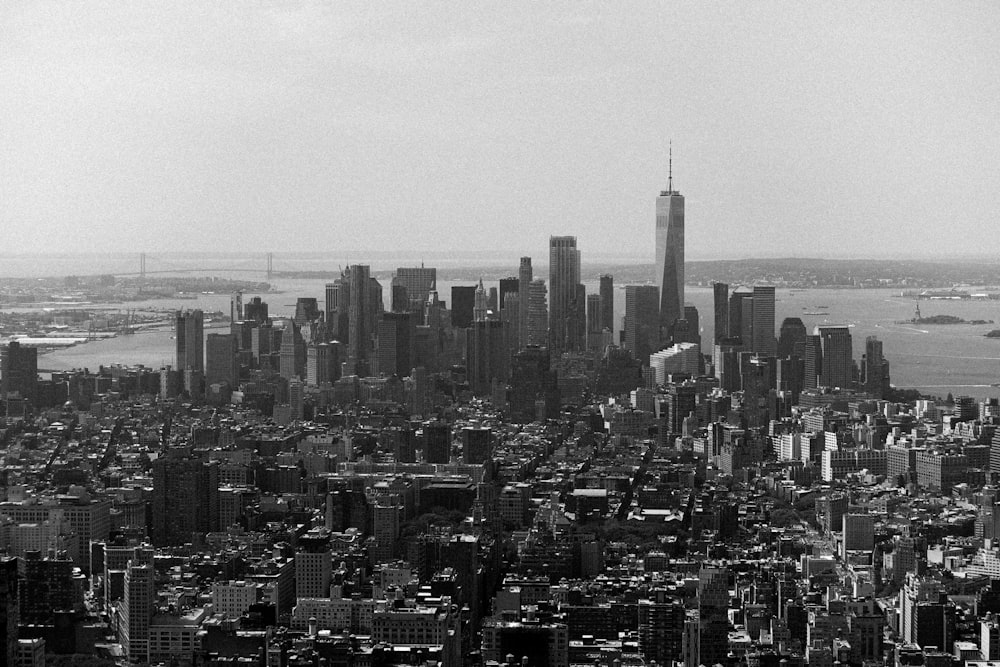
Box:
left=113, top=253, right=339, bottom=280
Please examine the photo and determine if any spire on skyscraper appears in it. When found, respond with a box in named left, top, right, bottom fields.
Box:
left=668, top=139, right=673, bottom=193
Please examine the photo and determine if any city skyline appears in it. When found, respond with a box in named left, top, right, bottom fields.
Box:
left=2, top=3, right=998, bottom=259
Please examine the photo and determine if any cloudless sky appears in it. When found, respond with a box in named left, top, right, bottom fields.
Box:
left=2, top=1, right=998, bottom=260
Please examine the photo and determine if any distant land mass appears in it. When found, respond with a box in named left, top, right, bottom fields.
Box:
left=434, top=257, right=1000, bottom=289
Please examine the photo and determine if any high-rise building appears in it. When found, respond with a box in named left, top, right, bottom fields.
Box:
left=863, top=336, right=890, bottom=399
left=751, top=285, right=776, bottom=357
left=624, top=285, right=660, bottom=365
left=306, top=341, right=341, bottom=386
left=586, top=293, right=602, bottom=334
left=697, top=566, right=730, bottom=667
left=728, top=288, right=750, bottom=344
left=818, top=325, right=853, bottom=389
left=527, top=280, right=548, bottom=347
left=499, top=277, right=519, bottom=314
left=295, top=529, right=333, bottom=600
left=599, top=274, right=614, bottom=334
left=508, top=346, right=559, bottom=422
left=151, top=454, right=219, bottom=546
left=1, top=558, right=17, bottom=667
left=243, top=297, right=268, bottom=324
left=175, top=309, right=204, bottom=373
left=392, top=266, right=437, bottom=310
left=518, top=257, right=532, bottom=349
left=712, top=282, right=729, bottom=343
left=804, top=334, right=823, bottom=389
left=424, top=421, right=451, bottom=464
left=777, top=317, right=808, bottom=358
left=206, top=333, right=238, bottom=388
left=549, top=236, right=583, bottom=353
left=0, top=341, right=38, bottom=404
left=119, top=547, right=155, bottom=663
left=474, top=279, right=488, bottom=322
left=346, top=265, right=382, bottom=376
left=279, top=321, right=306, bottom=380
left=451, top=286, right=476, bottom=329
left=467, top=319, right=507, bottom=395
left=230, top=292, right=243, bottom=324
left=375, top=312, right=414, bottom=377
left=655, top=152, right=685, bottom=336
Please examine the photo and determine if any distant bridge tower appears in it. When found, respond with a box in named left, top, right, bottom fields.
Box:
left=140, top=253, right=146, bottom=280
left=266, top=253, right=274, bottom=281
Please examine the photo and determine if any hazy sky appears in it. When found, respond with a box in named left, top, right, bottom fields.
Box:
left=2, top=2, right=998, bottom=260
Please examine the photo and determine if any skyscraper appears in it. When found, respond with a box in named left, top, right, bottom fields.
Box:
left=375, top=312, right=414, bottom=377
left=0, top=341, right=38, bottom=404
left=713, top=282, right=729, bottom=343
left=467, top=319, right=507, bottom=395
left=152, top=454, right=219, bottom=546
left=451, top=286, right=476, bottom=329
left=549, top=235, right=582, bottom=353
left=655, top=149, right=684, bottom=337
left=599, top=274, right=614, bottom=333
left=586, top=293, right=602, bottom=335
left=804, top=334, right=823, bottom=389
left=499, top=277, right=519, bottom=314
left=527, top=279, right=548, bottom=347
left=818, top=325, right=853, bottom=389
left=205, top=333, right=238, bottom=388
left=518, top=257, right=532, bottom=349
left=624, top=285, right=660, bottom=365
left=473, top=279, right=488, bottom=322
left=347, top=265, right=382, bottom=376
left=392, top=266, right=437, bottom=310
left=777, top=317, right=808, bottom=358
left=175, top=309, right=204, bottom=373
left=863, top=336, right=890, bottom=399
left=751, top=285, right=776, bottom=356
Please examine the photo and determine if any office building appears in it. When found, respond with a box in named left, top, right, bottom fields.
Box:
left=777, top=317, right=808, bottom=358
left=152, top=454, right=220, bottom=546
left=656, top=153, right=685, bottom=336
left=527, top=279, right=549, bottom=347
left=713, top=282, right=729, bottom=343
left=549, top=235, right=583, bottom=353
left=474, top=279, right=488, bottom=322
left=243, top=296, right=268, bottom=324
left=1, top=558, right=17, bottom=667
left=599, top=274, right=614, bottom=333
left=175, top=309, right=204, bottom=373
left=346, top=265, right=382, bottom=376
left=375, top=312, right=414, bottom=377
left=205, top=333, right=238, bottom=388
left=296, top=530, right=333, bottom=600
left=119, top=547, right=155, bottom=663
left=499, top=277, right=519, bottom=314
left=751, top=285, right=776, bottom=356
left=818, top=325, right=853, bottom=389
left=279, top=321, right=306, bottom=380
left=306, top=341, right=341, bottom=386
left=697, top=566, right=730, bottom=667
left=451, top=285, right=476, bottom=329
left=424, top=420, right=451, bottom=464
left=0, top=341, right=38, bottom=404
left=393, top=266, right=437, bottom=309
left=586, top=293, right=602, bottom=335
left=624, top=285, right=660, bottom=365
left=804, top=334, right=823, bottom=389
left=518, top=257, right=532, bottom=349
left=462, top=426, right=492, bottom=464
left=862, top=335, right=890, bottom=399
left=467, top=319, right=507, bottom=395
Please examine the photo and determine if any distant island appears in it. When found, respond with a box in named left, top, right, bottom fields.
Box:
left=986, top=330, right=1000, bottom=338
left=909, top=315, right=993, bottom=325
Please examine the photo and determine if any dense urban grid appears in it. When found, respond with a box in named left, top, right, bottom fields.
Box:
left=2, top=177, right=998, bottom=667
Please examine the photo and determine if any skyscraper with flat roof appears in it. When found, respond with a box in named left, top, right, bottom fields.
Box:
left=656, top=149, right=684, bottom=337
left=818, top=325, right=853, bottom=389
left=549, top=235, right=583, bottom=353
left=625, top=285, right=660, bottom=365
left=751, top=285, right=776, bottom=356
left=175, top=310, right=204, bottom=373
left=518, top=257, right=532, bottom=349
left=599, top=274, right=614, bottom=333
left=713, top=282, right=729, bottom=344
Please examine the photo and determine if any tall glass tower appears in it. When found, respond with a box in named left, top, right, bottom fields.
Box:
left=655, top=148, right=684, bottom=337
